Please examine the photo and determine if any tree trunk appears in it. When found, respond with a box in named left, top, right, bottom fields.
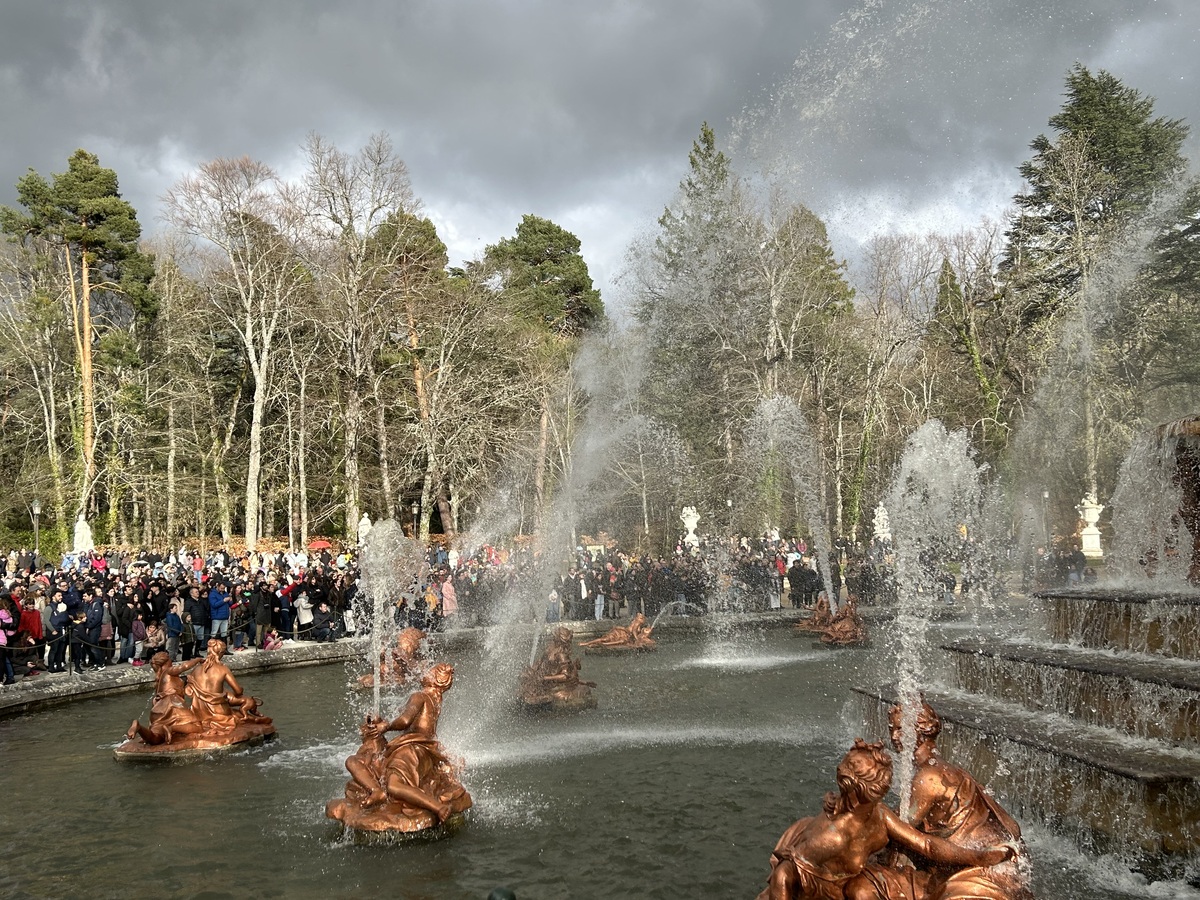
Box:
left=31, top=356, right=70, bottom=547
left=262, top=480, right=275, bottom=544
left=344, top=383, right=361, bottom=542
left=407, top=302, right=438, bottom=541
left=286, top=405, right=298, bottom=549
left=140, top=466, right=153, bottom=547
left=199, top=468, right=209, bottom=555
left=373, top=372, right=396, bottom=521
left=834, top=409, right=845, bottom=540
left=166, top=398, right=177, bottom=542
left=436, top=488, right=454, bottom=540
left=74, top=251, right=98, bottom=506
left=244, top=377, right=266, bottom=550
left=298, top=367, right=309, bottom=547
left=215, top=453, right=233, bottom=544
left=533, top=400, right=550, bottom=533
left=213, top=378, right=243, bottom=545
left=419, top=457, right=436, bottom=542
left=104, top=438, right=123, bottom=543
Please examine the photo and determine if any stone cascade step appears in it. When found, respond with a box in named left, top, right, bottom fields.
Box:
left=944, top=638, right=1200, bottom=746
left=1034, top=588, right=1200, bottom=659
left=854, top=685, right=1200, bottom=870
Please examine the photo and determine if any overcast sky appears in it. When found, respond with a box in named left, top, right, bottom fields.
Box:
left=2, top=0, right=1197, bottom=309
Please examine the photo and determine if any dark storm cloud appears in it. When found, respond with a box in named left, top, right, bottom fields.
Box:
left=739, top=0, right=1200, bottom=255
left=1, top=0, right=1197, bottom=299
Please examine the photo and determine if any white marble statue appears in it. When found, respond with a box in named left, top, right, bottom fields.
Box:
left=73, top=514, right=94, bottom=555
left=357, top=513, right=373, bottom=546
left=872, top=503, right=891, bottom=543
left=680, top=506, right=701, bottom=548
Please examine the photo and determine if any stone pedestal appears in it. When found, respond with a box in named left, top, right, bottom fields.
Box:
left=1076, top=493, right=1104, bottom=559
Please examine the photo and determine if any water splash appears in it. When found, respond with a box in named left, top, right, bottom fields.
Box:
left=1108, top=433, right=1195, bottom=588
left=883, top=420, right=988, bottom=813
left=355, top=520, right=427, bottom=716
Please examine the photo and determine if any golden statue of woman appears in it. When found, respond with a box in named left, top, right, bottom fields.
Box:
left=186, top=638, right=271, bottom=733
left=758, top=739, right=1014, bottom=900
left=327, top=663, right=473, bottom=833
left=847, top=701, right=1033, bottom=900
left=580, top=613, right=656, bottom=651
left=125, top=652, right=204, bottom=745
left=519, top=626, right=597, bottom=709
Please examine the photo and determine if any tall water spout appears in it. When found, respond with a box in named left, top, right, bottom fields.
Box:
left=356, top=520, right=427, bottom=715
left=884, top=420, right=988, bottom=814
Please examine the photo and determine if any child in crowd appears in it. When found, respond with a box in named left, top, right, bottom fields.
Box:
left=166, top=602, right=184, bottom=662
left=142, top=620, right=166, bottom=662
left=129, top=615, right=148, bottom=666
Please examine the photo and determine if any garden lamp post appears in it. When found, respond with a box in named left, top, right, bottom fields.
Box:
left=411, top=502, right=420, bottom=539
left=1041, top=490, right=1050, bottom=547
left=31, top=499, right=41, bottom=563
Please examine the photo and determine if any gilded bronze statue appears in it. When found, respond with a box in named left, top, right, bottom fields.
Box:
left=123, top=653, right=204, bottom=745
left=357, top=626, right=427, bottom=690
left=849, top=700, right=1034, bottom=900
left=518, top=626, right=597, bottom=711
left=794, top=592, right=833, bottom=634
left=115, top=639, right=275, bottom=760
left=186, top=638, right=273, bottom=732
left=581, top=612, right=657, bottom=654
left=326, top=662, right=472, bottom=835
left=758, top=738, right=1015, bottom=900
left=820, top=595, right=868, bottom=647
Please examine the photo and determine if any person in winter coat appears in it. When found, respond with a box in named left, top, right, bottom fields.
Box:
left=183, top=585, right=209, bottom=657
left=311, top=601, right=334, bottom=642
left=47, top=599, right=70, bottom=672
left=166, top=602, right=185, bottom=661
left=0, top=597, right=17, bottom=684
left=294, top=592, right=314, bottom=640
left=84, top=588, right=107, bottom=669
left=208, top=581, right=233, bottom=639
left=70, top=612, right=90, bottom=674
left=251, top=584, right=275, bottom=649
left=115, top=589, right=144, bottom=664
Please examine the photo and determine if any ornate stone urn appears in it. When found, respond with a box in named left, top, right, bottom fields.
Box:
left=1075, top=492, right=1104, bottom=559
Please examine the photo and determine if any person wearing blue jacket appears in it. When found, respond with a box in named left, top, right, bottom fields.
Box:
left=208, top=581, right=233, bottom=639
left=166, top=602, right=184, bottom=662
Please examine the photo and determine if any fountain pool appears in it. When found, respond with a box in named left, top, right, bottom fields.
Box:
left=0, top=625, right=1189, bottom=899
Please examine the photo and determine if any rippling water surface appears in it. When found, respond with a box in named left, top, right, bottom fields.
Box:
left=0, top=627, right=1192, bottom=899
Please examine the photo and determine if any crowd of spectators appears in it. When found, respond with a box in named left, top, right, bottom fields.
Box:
left=1026, top=542, right=1097, bottom=590
left=0, top=545, right=361, bottom=685
left=0, top=530, right=904, bottom=688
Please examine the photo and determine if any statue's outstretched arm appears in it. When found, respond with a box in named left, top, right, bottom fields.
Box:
left=883, top=805, right=1011, bottom=869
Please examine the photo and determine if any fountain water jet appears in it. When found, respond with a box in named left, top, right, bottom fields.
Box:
left=858, top=419, right=1200, bottom=885
left=355, top=520, right=428, bottom=715
left=877, top=420, right=990, bottom=815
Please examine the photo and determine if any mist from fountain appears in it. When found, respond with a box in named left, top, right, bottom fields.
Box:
left=354, top=520, right=427, bottom=716
left=881, top=420, right=989, bottom=814
left=1107, top=433, right=1196, bottom=589
left=745, top=396, right=838, bottom=606
left=438, top=341, right=696, bottom=753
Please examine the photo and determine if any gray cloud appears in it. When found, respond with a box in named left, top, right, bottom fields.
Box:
left=1, top=0, right=1196, bottom=304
